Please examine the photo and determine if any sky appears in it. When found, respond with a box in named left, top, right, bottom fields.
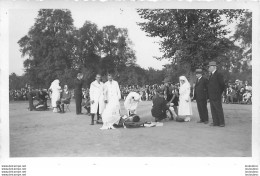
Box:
left=9, top=6, right=170, bottom=76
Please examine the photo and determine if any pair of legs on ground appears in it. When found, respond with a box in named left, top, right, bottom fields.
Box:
left=196, top=99, right=209, bottom=124
left=56, top=100, right=70, bottom=113
left=209, top=99, right=225, bottom=127
left=90, top=104, right=102, bottom=125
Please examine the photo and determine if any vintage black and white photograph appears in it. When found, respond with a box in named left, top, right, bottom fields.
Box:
left=1, top=1, right=260, bottom=175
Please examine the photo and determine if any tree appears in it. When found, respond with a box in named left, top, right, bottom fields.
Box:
left=233, top=10, right=252, bottom=61
left=145, top=67, right=165, bottom=85
left=18, top=10, right=138, bottom=88
left=18, top=9, right=75, bottom=88
left=232, top=10, right=252, bottom=75
left=9, top=73, right=29, bottom=90
left=137, top=9, right=244, bottom=83
left=101, top=25, right=136, bottom=75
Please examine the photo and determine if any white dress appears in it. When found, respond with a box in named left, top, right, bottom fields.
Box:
left=49, top=80, right=61, bottom=108
left=178, top=84, right=192, bottom=116
left=100, top=80, right=121, bottom=130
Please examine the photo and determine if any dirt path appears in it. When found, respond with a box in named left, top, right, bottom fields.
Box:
left=9, top=100, right=251, bottom=157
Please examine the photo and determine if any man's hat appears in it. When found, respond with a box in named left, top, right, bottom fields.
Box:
left=195, top=68, right=203, bottom=74
left=208, top=61, right=217, bottom=66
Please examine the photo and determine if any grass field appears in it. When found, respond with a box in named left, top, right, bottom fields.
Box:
left=9, top=100, right=252, bottom=157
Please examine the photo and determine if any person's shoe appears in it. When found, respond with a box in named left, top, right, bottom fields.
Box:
left=90, top=121, right=94, bottom=125
left=219, top=124, right=225, bottom=127
left=197, top=120, right=204, bottom=123
left=204, top=121, right=209, bottom=124
left=209, top=123, right=218, bottom=126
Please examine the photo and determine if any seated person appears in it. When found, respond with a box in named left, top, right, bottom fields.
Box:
left=82, top=89, right=91, bottom=115
left=34, top=89, right=48, bottom=111
left=226, top=86, right=236, bottom=104
left=124, top=91, right=141, bottom=116
left=238, top=87, right=245, bottom=103
left=168, top=88, right=179, bottom=119
left=82, top=96, right=91, bottom=115
left=242, top=90, right=252, bottom=104
left=56, top=85, right=71, bottom=113
left=151, top=88, right=169, bottom=122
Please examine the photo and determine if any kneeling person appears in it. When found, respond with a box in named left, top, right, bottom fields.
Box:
left=151, top=89, right=169, bottom=122
left=124, top=91, right=141, bottom=116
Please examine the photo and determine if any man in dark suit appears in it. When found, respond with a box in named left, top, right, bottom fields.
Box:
left=74, top=73, right=84, bottom=115
left=193, top=68, right=209, bottom=124
left=207, top=61, right=226, bottom=127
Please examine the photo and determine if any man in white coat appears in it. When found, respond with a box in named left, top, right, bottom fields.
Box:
left=89, top=74, right=105, bottom=125
left=100, top=74, right=121, bottom=130
left=124, top=91, right=141, bottom=116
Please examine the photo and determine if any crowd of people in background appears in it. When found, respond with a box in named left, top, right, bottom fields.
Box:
left=9, top=79, right=252, bottom=105
left=9, top=88, right=29, bottom=101
left=120, top=83, right=180, bottom=101
left=222, top=80, right=252, bottom=104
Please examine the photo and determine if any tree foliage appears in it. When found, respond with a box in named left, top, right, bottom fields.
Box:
left=232, top=10, right=252, bottom=63
left=9, top=73, right=29, bottom=90
left=137, top=9, right=244, bottom=72
left=18, top=9, right=75, bottom=88
left=18, top=9, right=137, bottom=89
left=137, top=9, right=251, bottom=84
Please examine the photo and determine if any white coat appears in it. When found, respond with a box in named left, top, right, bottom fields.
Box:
left=104, top=80, right=121, bottom=104
left=124, top=92, right=141, bottom=116
left=89, top=80, right=105, bottom=114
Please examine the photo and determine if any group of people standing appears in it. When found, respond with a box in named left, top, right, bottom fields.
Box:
left=34, top=60, right=226, bottom=129
left=151, top=61, right=226, bottom=127
left=48, top=73, right=123, bottom=129
left=193, top=61, right=226, bottom=127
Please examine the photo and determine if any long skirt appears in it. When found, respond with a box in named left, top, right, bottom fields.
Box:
left=51, top=91, right=60, bottom=108
left=100, top=100, right=121, bottom=130
left=178, top=97, right=192, bottom=116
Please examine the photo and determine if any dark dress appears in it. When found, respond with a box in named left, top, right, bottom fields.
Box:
left=151, top=95, right=168, bottom=121
left=74, top=78, right=83, bottom=114
left=194, top=76, right=209, bottom=122
left=208, top=70, right=225, bottom=126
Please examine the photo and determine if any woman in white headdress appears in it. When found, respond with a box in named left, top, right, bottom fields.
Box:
left=178, top=76, right=192, bottom=122
left=49, top=79, right=62, bottom=112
